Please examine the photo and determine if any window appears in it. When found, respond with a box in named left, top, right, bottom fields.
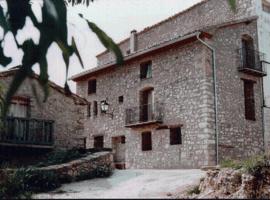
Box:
left=88, top=79, right=96, bottom=94
left=243, top=80, right=255, bottom=121
left=94, top=136, right=104, bottom=149
left=170, top=127, right=182, bottom=145
left=9, top=96, right=30, bottom=118
left=121, top=136, right=126, bottom=144
left=93, top=101, right=98, bottom=116
left=140, top=61, right=152, bottom=79
left=87, top=103, right=91, bottom=117
left=241, top=36, right=255, bottom=68
left=118, top=96, right=124, bottom=103
left=142, top=132, right=152, bottom=151
left=263, top=0, right=270, bottom=13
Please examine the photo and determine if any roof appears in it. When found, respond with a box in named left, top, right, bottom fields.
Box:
left=96, top=0, right=210, bottom=58
left=0, top=67, right=89, bottom=105
left=71, top=31, right=212, bottom=81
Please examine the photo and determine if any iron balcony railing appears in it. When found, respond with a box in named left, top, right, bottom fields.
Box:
left=125, top=102, right=164, bottom=125
left=238, top=48, right=266, bottom=74
left=0, top=117, right=54, bottom=146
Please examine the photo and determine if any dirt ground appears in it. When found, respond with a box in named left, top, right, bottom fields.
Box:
left=35, top=169, right=204, bottom=199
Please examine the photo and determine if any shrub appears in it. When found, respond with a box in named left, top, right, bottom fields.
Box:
left=36, top=148, right=86, bottom=167
left=220, top=159, right=242, bottom=170
left=221, top=154, right=269, bottom=176
left=187, top=185, right=200, bottom=195
left=76, top=164, right=113, bottom=181
left=0, top=168, right=60, bottom=199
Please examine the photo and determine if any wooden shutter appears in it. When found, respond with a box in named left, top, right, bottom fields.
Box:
left=142, top=132, right=152, bottom=151
left=88, top=79, right=96, bottom=94
left=87, top=103, right=91, bottom=117
left=93, top=101, right=98, bottom=116
left=170, top=127, right=182, bottom=145
left=94, top=136, right=104, bottom=149
left=244, top=80, right=255, bottom=121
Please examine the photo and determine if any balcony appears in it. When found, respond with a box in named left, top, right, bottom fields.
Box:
left=0, top=117, right=54, bottom=148
left=125, top=102, right=164, bottom=128
left=238, top=48, right=267, bottom=77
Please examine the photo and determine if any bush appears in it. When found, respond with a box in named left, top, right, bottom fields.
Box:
left=36, top=148, right=86, bottom=167
left=76, top=164, right=113, bottom=181
left=220, top=159, right=242, bottom=170
left=221, top=154, right=269, bottom=175
left=0, top=168, right=60, bottom=199
left=187, top=185, right=200, bottom=195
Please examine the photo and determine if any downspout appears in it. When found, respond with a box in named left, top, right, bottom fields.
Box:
left=196, top=32, right=219, bottom=165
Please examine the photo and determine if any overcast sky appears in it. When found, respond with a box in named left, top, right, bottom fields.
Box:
left=0, top=0, right=201, bottom=92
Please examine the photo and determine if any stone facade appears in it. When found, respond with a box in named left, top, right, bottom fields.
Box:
left=0, top=68, right=88, bottom=149
left=72, top=0, right=267, bottom=168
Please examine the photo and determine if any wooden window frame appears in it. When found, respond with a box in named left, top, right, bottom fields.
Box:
left=93, top=101, right=98, bottom=116
left=87, top=103, right=91, bottom=117
left=94, top=135, right=104, bottom=149
left=140, top=61, right=152, bottom=80
left=141, top=132, right=152, bottom=151
left=170, top=127, right=182, bottom=145
left=118, top=96, right=124, bottom=104
left=88, top=79, right=97, bottom=95
left=243, top=79, right=256, bottom=121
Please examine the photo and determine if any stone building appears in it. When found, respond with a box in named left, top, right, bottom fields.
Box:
left=0, top=67, right=88, bottom=149
left=71, top=0, right=270, bottom=169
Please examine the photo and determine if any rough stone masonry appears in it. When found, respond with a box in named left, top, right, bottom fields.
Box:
left=71, top=0, right=269, bottom=169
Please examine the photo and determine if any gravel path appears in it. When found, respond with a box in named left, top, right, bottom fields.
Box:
left=35, top=169, right=204, bottom=199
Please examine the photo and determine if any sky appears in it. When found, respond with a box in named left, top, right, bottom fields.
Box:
left=0, top=0, right=201, bottom=92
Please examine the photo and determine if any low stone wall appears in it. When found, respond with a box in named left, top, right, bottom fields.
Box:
left=0, top=151, right=114, bottom=184
left=40, top=151, right=114, bottom=182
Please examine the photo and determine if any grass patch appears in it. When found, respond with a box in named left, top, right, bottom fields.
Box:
left=187, top=185, right=200, bottom=195
left=221, top=154, right=269, bottom=175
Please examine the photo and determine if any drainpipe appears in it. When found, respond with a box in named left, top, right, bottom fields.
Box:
left=196, top=32, right=219, bottom=165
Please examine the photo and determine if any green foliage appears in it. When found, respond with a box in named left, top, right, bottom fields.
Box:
left=0, top=0, right=123, bottom=118
left=187, top=185, right=200, bottom=195
left=76, top=164, right=113, bottom=181
left=35, top=149, right=85, bottom=167
left=221, top=154, right=269, bottom=175
left=220, top=159, right=242, bottom=170
left=0, top=168, right=60, bottom=199
left=228, top=0, right=237, bottom=12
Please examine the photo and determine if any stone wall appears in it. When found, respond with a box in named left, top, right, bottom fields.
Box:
left=264, top=107, right=270, bottom=153
left=77, top=41, right=217, bottom=169
left=37, top=152, right=113, bottom=182
left=0, top=75, right=87, bottom=149
left=0, top=152, right=113, bottom=184
left=210, top=20, right=264, bottom=161
left=75, top=0, right=265, bottom=169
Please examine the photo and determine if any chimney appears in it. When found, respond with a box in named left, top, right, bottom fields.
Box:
left=130, top=30, right=137, bottom=54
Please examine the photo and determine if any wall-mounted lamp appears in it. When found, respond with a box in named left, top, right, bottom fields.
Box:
left=100, top=100, right=114, bottom=119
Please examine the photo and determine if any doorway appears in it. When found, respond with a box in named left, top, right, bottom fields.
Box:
left=139, top=87, right=154, bottom=122
left=112, top=136, right=126, bottom=169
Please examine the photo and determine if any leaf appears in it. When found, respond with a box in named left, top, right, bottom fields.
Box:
left=228, top=0, right=237, bottom=12
left=80, top=14, right=123, bottom=65
left=71, top=37, right=84, bottom=68
left=6, top=0, right=32, bottom=35
left=0, top=48, right=12, bottom=66
left=0, top=6, right=9, bottom=35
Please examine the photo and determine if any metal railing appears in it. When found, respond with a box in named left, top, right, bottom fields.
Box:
left=125, top=102, right=164, bottom=125
left=238, top=48, right=266, bottom=74
left=0, top=117, right=54, bottom=146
